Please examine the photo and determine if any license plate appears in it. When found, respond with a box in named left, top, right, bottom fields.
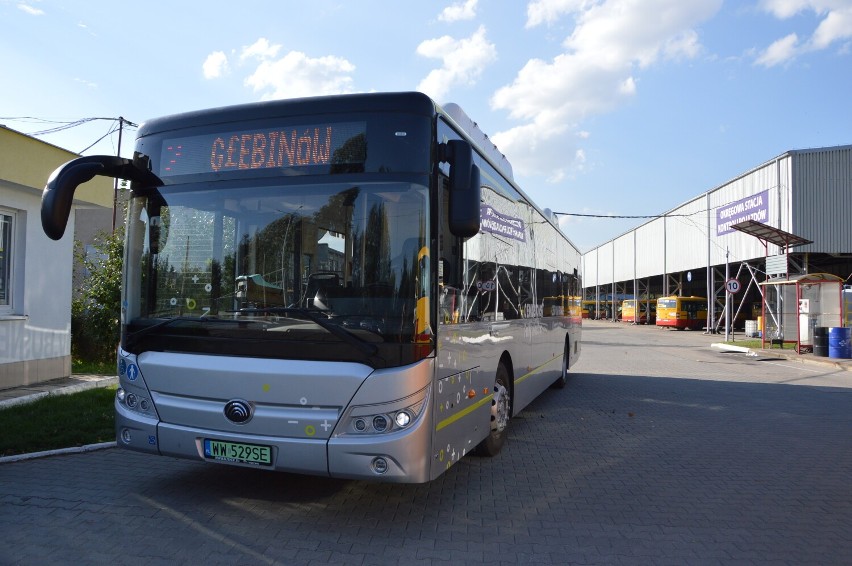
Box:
left=203, top=439, right=273, bottom=466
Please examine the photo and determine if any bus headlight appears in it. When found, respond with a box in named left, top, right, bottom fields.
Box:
left=394, top=411, right=412, bottom=428
left=117, top=387, right=155, bottom=416
left=340, top=386, right=428, bottom=436
left=372, top=415, right=389, bottom=432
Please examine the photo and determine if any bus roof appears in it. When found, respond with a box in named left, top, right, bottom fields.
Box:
left=138, top=92, right=438, bottom=138
left=136, top=90, right=579, bottom=252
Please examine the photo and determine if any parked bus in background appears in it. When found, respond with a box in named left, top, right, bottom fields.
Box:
left=656, top=296, right=707, bottom=330
left=543, top=295, right=581, bottom=322
left=40, top=92, right=582, bottom=483
left=621, top=298, right=656, bottom=324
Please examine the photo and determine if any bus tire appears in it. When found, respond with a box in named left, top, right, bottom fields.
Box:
left=550, top=338, right=570, bottom=389
left=475, top=363, right=511, bottom=457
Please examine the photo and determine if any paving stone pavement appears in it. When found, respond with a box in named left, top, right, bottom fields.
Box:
left=1, top=320, right=850, bottom=565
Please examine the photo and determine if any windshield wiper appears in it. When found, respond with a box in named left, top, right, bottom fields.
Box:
left=124, top=316, right=247, bottom=349
left=238, top=307, right=379, bottom=356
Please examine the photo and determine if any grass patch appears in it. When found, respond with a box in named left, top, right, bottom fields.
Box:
left=724, top=338, right=761, bottom=349
left=72, top=359, right=115, bottom=375
left=0, top=386, right=116, bottom=457
left=724, top=338, right=795, bottom=350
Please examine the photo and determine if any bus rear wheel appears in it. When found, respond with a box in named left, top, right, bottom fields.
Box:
left=475, top=364, right=511, bottom=457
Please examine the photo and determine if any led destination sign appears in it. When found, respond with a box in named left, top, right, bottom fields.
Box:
left=160, top=121, right=366, bottom=177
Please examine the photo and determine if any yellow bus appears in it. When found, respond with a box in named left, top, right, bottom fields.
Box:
left=581, top=300, right=597, bottom=319
left=582, top=299, right=619, bottom=319
left=621, top=298, right=656, bottom=324
left=543, top=296, right=583, bottom=323
left=656, top=296, right=707, bottom=330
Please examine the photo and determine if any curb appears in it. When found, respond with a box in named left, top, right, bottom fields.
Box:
left=0, top=376, right=118, bottom=410
left=754, top=349, right=852, bottom=371
left=0, top=442, right=116, bottom=464
left=712, top=343, right=852, bottom=372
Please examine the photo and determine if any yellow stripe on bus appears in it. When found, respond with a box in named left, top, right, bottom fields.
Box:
left=435, top=353, right=563, bottom=431
left=435, top=395, right=492, bottom=432
left=514, top=353, right=562, bottom=386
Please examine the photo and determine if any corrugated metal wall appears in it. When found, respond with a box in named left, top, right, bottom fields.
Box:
left=664, top=196, right=710, bottom=274
left=793, top=146, right=852, bottom=254
left=612, top=233, right=634, bottom=281
left=636, top=219, right=665, bottom=278
left=581, top=145, right=852, bottom=289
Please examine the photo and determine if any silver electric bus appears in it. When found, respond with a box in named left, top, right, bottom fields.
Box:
left=41, top=92, right=582, bottom=483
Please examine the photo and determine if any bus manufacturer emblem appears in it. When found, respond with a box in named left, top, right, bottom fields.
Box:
left=224, top=400, right=253, bottom=424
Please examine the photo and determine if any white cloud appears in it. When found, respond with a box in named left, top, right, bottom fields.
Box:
left=663, top=29, right=702, bottom=60
left=755, top=33, right=800, bottom=67
left=809, top=4, right=852, bottom=49
left=526, top=0, right=587, bottom=28
left=17, top=3, right=44, bottom=16
left=490, top=0, right=721, bottom=179
left=756, top=1, right=852, bottom=66
left=244, top=52, right=356, bottom=100
left=416, top=25, right=497, bottom=102
left=203, top=51, right=230, bottom=79
left=438, top=0, right=478, bottom=22
left=240, top=38, right=282, bottom=61
left=562, top=0, right=720, bottom=69
left=759, top=0, right=817, bottom=19
left=74, top=78, right=97, bottom=89
left=203, top=38, right=356, bottom=99
left=760, top=0, right=808, bottom=19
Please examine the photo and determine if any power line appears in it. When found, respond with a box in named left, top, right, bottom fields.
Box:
left=0, top=116, right=117, bottom=135
left=79, top=122, right=120, bottom=154
left=0, top=115, right=137, bottom=151
left=552, top=210, right=710, bottom=219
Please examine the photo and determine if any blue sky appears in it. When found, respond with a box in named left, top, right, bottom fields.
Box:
left=2, top=0, right=850, bottom=251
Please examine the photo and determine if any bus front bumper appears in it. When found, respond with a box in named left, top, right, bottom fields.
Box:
left=116, top=402, right=434, bottom=483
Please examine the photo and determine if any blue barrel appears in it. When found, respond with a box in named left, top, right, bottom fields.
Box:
left=828, top=327, right=852, bottom=359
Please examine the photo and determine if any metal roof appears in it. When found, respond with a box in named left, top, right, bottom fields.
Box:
left=759, top=272, right=844, bottom=286
left=730, top=220, right=812, bottom=249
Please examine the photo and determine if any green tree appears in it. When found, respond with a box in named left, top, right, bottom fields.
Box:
left=72, top=225, right=124, bottom=363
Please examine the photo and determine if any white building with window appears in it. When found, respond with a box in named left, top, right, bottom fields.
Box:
left=0, top=126, right=113, bottom=389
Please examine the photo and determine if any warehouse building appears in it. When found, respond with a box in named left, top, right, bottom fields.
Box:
left=581, top=144, right=852, bottom=342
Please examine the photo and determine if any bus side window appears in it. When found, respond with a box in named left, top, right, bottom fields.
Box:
left=438, top=173, right=467, bottom=325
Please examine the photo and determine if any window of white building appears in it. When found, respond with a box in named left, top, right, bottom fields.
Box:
left=0, top=210, right=13, bottom=314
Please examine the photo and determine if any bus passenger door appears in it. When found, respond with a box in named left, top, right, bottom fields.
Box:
left=431, top=175, right=490, bottom=478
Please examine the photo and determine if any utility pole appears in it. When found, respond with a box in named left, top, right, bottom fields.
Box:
left=112, top=117, right=138, bottom=231
left=111, top=117, right=125, bottom=232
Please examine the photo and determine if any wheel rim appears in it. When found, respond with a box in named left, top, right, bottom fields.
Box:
left=491, top=382, right=510, bottom=433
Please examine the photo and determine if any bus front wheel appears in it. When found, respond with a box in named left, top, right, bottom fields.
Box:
left=550, top=339, right=570, bottom=389
left=475, top=364, right=511, bottom=457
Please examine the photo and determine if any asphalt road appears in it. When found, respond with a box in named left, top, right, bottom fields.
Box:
left=1, top=320, right=850, bottom=565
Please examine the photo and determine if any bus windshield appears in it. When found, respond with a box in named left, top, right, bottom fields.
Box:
left=123, top=177, right=430, bottom=367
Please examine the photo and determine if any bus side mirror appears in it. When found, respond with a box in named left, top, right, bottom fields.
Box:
left=42, top=159, right=107, bottom=240
left=441, top=139, right=481, bottom=238
left=41, top=155, right=162, bottom=240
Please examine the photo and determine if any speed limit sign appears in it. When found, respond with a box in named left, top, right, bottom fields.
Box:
left=725, top=279, right=741, bottom=294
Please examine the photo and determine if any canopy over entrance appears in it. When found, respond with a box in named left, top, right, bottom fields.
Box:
left=731, top=220, right=813, bottom=250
